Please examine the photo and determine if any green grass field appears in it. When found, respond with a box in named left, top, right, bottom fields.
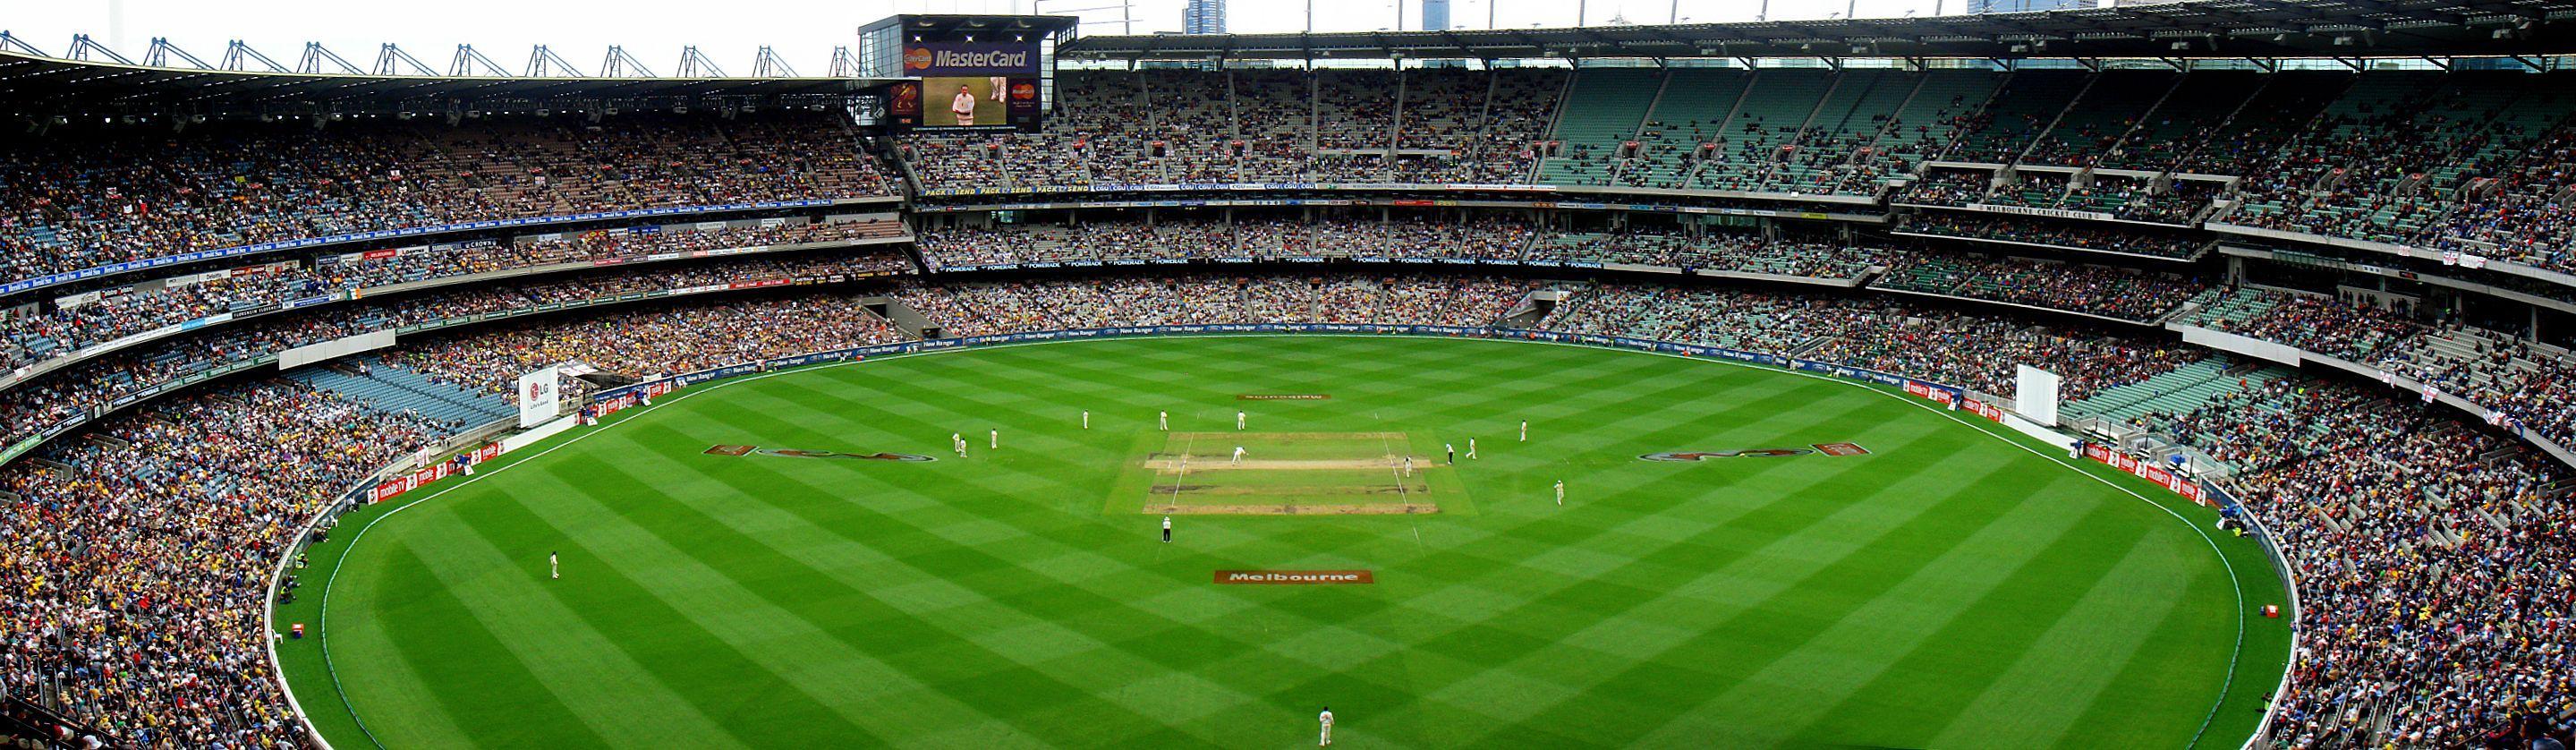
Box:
left=274, top=335, right=2291, bottom=748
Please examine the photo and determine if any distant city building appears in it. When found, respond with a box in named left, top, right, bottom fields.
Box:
left=1422, top=0, right=1450, bottom=30
left=1968, top=0, right=2099, bottom=11
left=1184, top=0, right=1226, bottom=34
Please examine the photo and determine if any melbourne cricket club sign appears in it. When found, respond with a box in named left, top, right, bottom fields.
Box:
left=1213, top=570, right=1375, bottom=584
left=704, top=445, right=935, bottom=462
left=1640, top=443, right=1870, bottom=461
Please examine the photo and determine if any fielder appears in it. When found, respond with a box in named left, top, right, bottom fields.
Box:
left=1554, top=480, right=1565, bottom=506
left=1467, top=439, right=1477, bottom=460
left=1319, top=707, right=1334, bottom=746
left=1232, top=446, right=1246, bottom=464
left=1519, top=420, right=1528, bottom=442
left=548, top=551, right=559, bottom=580
left=1237, top=410, right=1247, bottom=430
left=1160, top=411, right=1169, bottom=430
left=1082, top=410, right=1091, bottom=429
left=990, top=429, right=999, bottom=449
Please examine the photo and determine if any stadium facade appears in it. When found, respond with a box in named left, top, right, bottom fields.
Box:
left=1, top=1, right=2573, bottom=746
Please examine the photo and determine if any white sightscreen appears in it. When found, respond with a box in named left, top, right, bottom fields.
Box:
left=2016, top=364, right=2062, bottom=427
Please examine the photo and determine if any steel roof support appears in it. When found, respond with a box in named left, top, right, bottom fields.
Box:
left=448, top=44, right=511, bottom=77
left=524, top=45, right=586, bottom=77
left=0, top=31, right=49, bottom=57
left=752, top=46, right=799, bottom=78
left=142, top=38, right=212, bottom=69
left=599, top=46, right=658, bottom=78
left=65, top=35, right=135, bottom=64
left=373, top=44, right=438, bottom=76
left=297, top=42, right=363, bottom=75
left=827, top=46, right=860, bottom=78
left=676, top=46, right=727, bottom=78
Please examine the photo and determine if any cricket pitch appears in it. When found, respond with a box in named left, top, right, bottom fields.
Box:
left=1139, top=431, right=1448, bottom=515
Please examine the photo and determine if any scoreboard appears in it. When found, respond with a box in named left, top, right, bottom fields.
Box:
left=860, top=15, right=1072, bottom=133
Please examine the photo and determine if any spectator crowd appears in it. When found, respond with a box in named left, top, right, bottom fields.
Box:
left=0, top=268, right=2569, bottom=748
left=0, top=111, right=896, bottom=291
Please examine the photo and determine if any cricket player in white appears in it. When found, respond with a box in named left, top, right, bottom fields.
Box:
left=1082, top=410, right=1091, bottom=429
left=1318, top=707, right=1334, bottom=746
left=989, top=75, right=1007, bottom=101
left=1237, top=410, right=1246, bottom=430
left=1401, top=456, right=1413, bottom=476
left=949, top=84, right=978, bottom=126
left=990, top=429, right=999, bottom=449
left=1159, top=411, right=1169, bottom=430
left=1519, top=420, right=1528, bottom=441
left=1160, top=516, right=1173, bottom=543
left=1445, top=443, right=1455, bottom=464
left=1232, top=446, right=1246, bottom=464
left=1467, top=439, right=1477, bottom=459
left=548, top=551, right=559, bottom=579
left=1554, top=480, right=1565, bottom=506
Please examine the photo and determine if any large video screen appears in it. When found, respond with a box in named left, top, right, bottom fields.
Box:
left=889, top=42, right=1042, bottom=132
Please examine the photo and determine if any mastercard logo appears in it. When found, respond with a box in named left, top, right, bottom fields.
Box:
left=1011, top=83, right=1036, bottom=98
left=904, top=48, right=932, bottom=70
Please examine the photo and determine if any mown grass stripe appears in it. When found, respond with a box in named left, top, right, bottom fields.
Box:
left=386, top=506, right=754, bottom=748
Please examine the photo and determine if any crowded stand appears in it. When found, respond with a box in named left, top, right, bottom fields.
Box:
left=899, top=68, right=1563, bottom=192
left=1541, top=284, right=1889, bottom=354
left=20, top=26, right=2576, bottom=749
left=1871, top=251, right=2206, bottom=321
left=1805, top=311, right=2196, bottom=402
left=1974, top=172, right=2222, bottom=226
left=4, top=262, right=2573, bottom=746
left=2, top=380, right=448, bottom=747
left=2066, top=176, right=2224, bottom=226
left=0, top=250, right=912, bottom=450
left=388, top=292, right=905, bottom=398
left=893, top=275, right=1543, bottom=337
left=2429, top=117, right=2576, bottom=274
left=0, top=217, right=905, bottom=375
left=1896, top=169, right=1994, bottom=207
left=0, top=112, right=895, bottom=290
left=893, top=66, right=2576, bottom=280
left=1523, top=226, right=1890, bottom=278
left=2229, top=72, right=2572, bottom=248
left=1896, top=212, right=2211, bottom=259
left=915, top=215, right=1539, bottom=267
left=2186, top=288, right=2427, bottom=363
left=2226, top=402, right=2572, bottom=746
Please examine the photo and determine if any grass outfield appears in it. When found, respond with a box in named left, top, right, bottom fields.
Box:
left=274, top=335, right=2292, bottom=748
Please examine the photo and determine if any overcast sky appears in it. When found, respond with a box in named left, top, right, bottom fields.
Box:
left=9, top=0, right=1970, bottom=76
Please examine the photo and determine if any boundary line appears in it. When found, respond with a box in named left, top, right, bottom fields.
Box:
left=292, top=331, right=2277, bottom=749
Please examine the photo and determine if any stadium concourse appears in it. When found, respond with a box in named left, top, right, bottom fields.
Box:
left=0, top=16, right=2573, bottom=747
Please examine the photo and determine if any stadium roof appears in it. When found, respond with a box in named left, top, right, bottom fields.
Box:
left=856, top=13, right=1085, bottom=39
left=1058, top=0, right=2576, bottom=61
